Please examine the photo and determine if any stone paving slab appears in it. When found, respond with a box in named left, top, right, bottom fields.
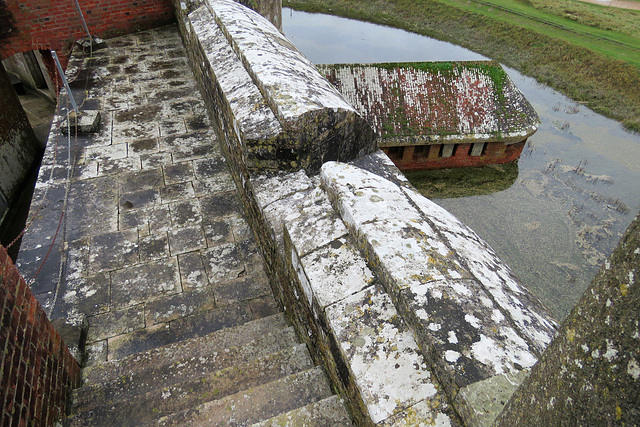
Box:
left=15, top=25, right=277, bottom=364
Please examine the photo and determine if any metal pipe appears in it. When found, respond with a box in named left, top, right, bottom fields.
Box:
left=51, top=51, right=79, bottom=114
left=72, top=0, right=92, bottom=40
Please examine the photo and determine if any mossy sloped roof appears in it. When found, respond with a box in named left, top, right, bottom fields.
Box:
left=319, top=61, right=540, bottom=146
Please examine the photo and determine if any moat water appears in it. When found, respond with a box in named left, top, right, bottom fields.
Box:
left=283, top=8, right=640, bottom=320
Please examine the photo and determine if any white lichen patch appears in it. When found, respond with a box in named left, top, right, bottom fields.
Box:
left=189, top=6, right=281, bottom=139
left=326, top=286, right=441, bottom=424
left=445, top=350, right=461, bottom=363
left=471, top=334, right=536, bottom=375
left=401, top=182, right=558, bottom=351
left=299, top=239, right=373, bottom=309
left=603, top=339, right=619, bottom=362
left=627, top=358, right=640, bottom=380
left=284, top=187, right=349, bottom=257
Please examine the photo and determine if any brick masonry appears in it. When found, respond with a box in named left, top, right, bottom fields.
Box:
left=382, top=141, right=526, bottom=171
left=0, top=245, right=81, bottom=425
left=0, top=0, right=174, bottom=68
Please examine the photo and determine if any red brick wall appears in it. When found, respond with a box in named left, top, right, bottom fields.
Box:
left=0, top=0, right=174, bottom=65
left=0, top=245, right=81, bottom=425
left=384, top=141, right=526, bottom=171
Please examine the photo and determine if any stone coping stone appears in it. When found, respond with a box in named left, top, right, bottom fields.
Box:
left=251, top=169, right=460, bottom=425
left=320, top=155, right=559, bottom=425
left=186, top=0, right=376, bottom=173
left=319, top=61, right=540, bottom=146
left=189, top=5, right=281, bottom=141
left=323, top=284, right=455, bottom=424
left=207, top=0, right=354, bottom=120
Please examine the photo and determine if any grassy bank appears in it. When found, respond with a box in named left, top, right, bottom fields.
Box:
left=283, top=0, right=640, bottom=132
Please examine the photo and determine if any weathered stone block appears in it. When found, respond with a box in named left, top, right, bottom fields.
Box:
left=61, top=110, right=102, bottom=134
left=324, top=285, right=455, bottom=424
left=186, top=0, right=376, bottom=174
left=295, top=237, right=372, bottom=310
left=321, top=158, right=558, bottom=425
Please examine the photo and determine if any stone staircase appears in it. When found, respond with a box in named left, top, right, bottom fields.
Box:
left=65, top=312, right=352, bottom=426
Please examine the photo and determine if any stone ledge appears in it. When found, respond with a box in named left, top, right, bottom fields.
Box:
left=253, top=170, right=460, bottom=425
left=183, top=0, right=376, bottom=174
left=320, top=155, right=558, bottom=425
left=247, top=154, right=557, bottom=425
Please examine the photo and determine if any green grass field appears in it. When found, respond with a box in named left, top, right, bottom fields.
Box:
left=284, top=0, right=640, bottom=131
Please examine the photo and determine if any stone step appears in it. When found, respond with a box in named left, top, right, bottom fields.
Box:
left=252, top=395, right=353, bottom=426
left=96, top=301, right=267, bottom=362
left=83, top=311, right=288, bottom=384
left=74, top=317, right=296, bottom=411
left=67, top=343, right=314, bottom=426
left=157, top=366, right=333, bottom=426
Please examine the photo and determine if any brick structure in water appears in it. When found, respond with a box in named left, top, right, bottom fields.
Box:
left=320, top=62, right=540, bottom=171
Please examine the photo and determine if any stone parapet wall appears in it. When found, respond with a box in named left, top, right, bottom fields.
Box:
left=321, top=155, right=557, bottom=424
left=0, top=245, right=81, bottom=425
left=253, top=167, right=461, bottom=425
left=175, top=1, right=558, bottom=424
left=176, top=0, right=376, bottom=175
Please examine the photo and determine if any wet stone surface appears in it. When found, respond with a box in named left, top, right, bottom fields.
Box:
left=16, top=25, right=278, bottom=363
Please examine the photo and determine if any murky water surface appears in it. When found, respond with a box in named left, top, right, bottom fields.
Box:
left=283, top=8, right=640, bottom=320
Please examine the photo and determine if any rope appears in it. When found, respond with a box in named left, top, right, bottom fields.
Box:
left=47, top=102, right=76, bottom=317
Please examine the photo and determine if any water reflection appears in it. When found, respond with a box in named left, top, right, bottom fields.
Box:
left=284, top=8, right=487, bottom=63
left=404, top=161, right=519, bottom=199
left=283, top=8, right=640, bottom=320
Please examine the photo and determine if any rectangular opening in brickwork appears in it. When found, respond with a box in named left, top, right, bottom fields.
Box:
left=440, top=144, right=455, bottom=158
left=387, top=146, right=404, bottom=161
left=412, top=145, right=428, bottom=160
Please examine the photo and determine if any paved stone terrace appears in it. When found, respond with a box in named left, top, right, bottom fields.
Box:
left=16, top=25, right=279, bottom=364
